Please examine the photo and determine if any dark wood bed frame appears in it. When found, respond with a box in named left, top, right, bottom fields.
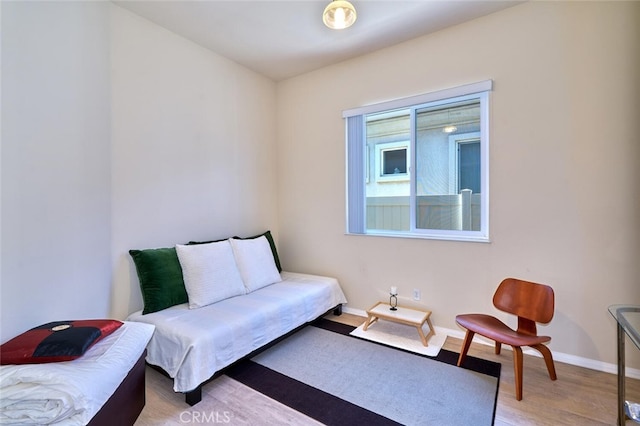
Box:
left=179, top=304, right=343, bottom=406
left=87, top=350, right=147, bottom=426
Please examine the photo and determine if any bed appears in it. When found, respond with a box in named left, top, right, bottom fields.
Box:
left=127, top=271, right=347, bottom=405
left=0, top=321, right=155, bottom=425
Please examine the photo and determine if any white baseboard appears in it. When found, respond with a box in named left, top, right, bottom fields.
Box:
left=342, top=306, right=367, bottom=317
left=341, top=306, right=640, bottom=380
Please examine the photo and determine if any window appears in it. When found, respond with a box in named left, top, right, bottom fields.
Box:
left=449, top=132, right=481, bottom=194
left=382, top=148, right=407, bottom=176
left=345, top=81, right=491, bottom=241
left=375, top=141, right=410, bottom=183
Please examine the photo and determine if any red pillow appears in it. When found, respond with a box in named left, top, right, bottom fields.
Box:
left=0, top=319, right=123, bottom=365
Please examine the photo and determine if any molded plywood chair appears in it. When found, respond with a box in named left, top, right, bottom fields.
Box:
left=455, top=278, right=557, bottom=400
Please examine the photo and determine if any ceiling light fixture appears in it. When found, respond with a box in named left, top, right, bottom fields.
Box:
left=323, top=0, right=357, bottom=30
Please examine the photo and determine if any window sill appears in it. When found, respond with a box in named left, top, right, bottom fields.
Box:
left=376, top=175, right=410, bottom=183
left=345, top=230, right=491, bottom=243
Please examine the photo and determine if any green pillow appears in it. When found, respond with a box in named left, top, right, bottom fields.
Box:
left=129, top=247, right=188, bottom=314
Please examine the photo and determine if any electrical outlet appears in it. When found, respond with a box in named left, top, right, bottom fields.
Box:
left=413, top=289, right=421, bottom=300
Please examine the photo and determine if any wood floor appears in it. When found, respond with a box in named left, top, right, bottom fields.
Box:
left=135, top=313, right=640, bottom=425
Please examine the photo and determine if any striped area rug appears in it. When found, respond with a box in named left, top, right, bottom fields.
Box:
left=226, top=319, right=500, bottom=426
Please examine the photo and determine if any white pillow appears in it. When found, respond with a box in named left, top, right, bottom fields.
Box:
left=175, top=240, right=246, bottom=309
left=229, top=236, right=282, bottom=292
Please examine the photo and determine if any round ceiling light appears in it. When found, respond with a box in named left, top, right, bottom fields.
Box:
left=323, top=1, right=357, bottom=30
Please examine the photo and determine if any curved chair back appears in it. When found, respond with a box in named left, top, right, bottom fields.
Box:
left=493, top=278, right=555, bottom=324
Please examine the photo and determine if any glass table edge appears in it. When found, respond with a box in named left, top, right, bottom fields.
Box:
left=609, top=305, right=640, bottom=351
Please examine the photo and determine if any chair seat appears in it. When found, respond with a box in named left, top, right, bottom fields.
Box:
left=456, top=313, right=551, bottom=347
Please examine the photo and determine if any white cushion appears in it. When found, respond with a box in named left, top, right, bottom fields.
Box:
left=175, top=240, right=246, bottom=309
left=229, top=236, right=282, bottom=292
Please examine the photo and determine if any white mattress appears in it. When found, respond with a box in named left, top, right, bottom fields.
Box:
left=0, top=321, right=155, bottom=425
left=127, top=271, right=347, bottom=392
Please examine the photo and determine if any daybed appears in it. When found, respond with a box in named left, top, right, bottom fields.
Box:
left=126, top=231, right=348, bottom=405
left=0, top=321, right=155, bottom=425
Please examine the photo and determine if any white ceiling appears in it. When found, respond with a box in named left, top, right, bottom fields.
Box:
left=114, top=0, right=522, bottom=81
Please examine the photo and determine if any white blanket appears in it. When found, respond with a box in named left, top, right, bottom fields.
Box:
left=127, top=271, right=347, bottom=392
left=0, top=321, right=155, bottom=425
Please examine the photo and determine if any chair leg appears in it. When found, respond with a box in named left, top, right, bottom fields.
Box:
left=495, top=342, right=502, bottom=355
left=457, top=330, right=475, bottom=367
left=531, top=343, right=558, bottom=381
left=512, top=346, right=524, bottom=401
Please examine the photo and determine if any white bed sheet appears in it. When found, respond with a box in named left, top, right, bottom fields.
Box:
left=0, top=321, right=155, bottom=426
left=127, top=271, right=347, bottom=393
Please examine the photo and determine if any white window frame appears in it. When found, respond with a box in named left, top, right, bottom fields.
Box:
left=344, top=80, right=492, bottom=242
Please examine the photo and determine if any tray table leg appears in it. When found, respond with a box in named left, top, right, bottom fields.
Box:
left=362, top=315, right=379, bottom=331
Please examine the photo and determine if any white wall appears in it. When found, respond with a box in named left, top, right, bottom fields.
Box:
left=1, top=1, right=111, bottom=343
left=276, top=1, right=640, bottom=367
left=0, top=2, right=278, bottom=341
left=109, top=6, right=278, bottom=319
